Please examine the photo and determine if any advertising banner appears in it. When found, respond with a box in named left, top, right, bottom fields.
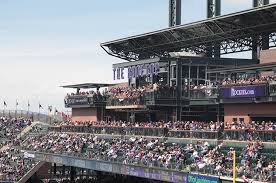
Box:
left=221, top=85, right=266, bottom=98
left=123, top=166, right=187, bottom=183
left=188, top=174, right=219, bottom=183
left=66, top=96, right=89, bottom=105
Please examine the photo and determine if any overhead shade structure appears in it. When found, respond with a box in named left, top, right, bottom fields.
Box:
left=101, top=4, right=276, bottom=61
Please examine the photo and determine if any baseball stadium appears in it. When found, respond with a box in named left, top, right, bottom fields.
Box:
left=2, top=0, right=276, bottom=183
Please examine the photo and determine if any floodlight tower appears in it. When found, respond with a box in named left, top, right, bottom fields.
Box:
left=252, top=0, right=269, bottom=59
left=169, top=0, right=181, bottom=27
left=207, top=0, right=221, bottom=58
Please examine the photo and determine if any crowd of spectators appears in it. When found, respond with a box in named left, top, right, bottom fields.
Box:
left=0, top=117, right=32, bottom=146
left=192, top=141, right=276, bottom=181
left=60, top=120, right=222, bottom=131
left=221, top=75, right=276, bottom=86
left=0, top=116, right=38, bottom=182
left=65, top=89, right=106, bottom=104
left=0, top=147, right=36, bottom=181
left=23, top=132, right=210, bottom=169
left=65, top=83, right=177, bottom=106
left=109, top=84, right=153, bottom=100
left=22, top=132, right=276, bottom=182
left=56, top=119, right=276, bottom=142
left=225, top=121, right=276, bottom=130
left=183, top=74, right=276, bottom=94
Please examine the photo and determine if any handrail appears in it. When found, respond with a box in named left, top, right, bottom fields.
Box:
left=48, top=125, right=276, bottom=142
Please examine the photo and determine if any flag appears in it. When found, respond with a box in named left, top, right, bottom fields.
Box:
left=3, top=101, right=7, bottom=107
left=39, top=104, right=43, bottom=109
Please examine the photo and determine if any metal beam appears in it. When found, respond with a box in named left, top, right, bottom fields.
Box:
left=169, top=0, right=181, bottom=27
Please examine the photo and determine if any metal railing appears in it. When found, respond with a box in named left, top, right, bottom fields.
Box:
left=50, top=125, right=168, bottom=137
left=49, top=125, right=276, bottom=143
left=168, top=130, right=220, bottom=139
left=189, top=86, right=219, bottom=99
left=65, top=95, right=106, bottom=107
left=106, top=96, right=145, bottom=106
left=224, top=129, right=276, bottom=142
left=49, top=125, right=224, bottom=140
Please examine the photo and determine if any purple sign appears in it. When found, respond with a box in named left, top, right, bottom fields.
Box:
left=113, top=62, right=160, bottom=80
left=221, top=85, right=266, bottom=98
left=121, top=165, right=187, bottom=183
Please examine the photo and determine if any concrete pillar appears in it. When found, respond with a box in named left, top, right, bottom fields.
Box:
left=53, top=163, right=57, bottom=175
left=62, top=165, right=65, bottom=176
left=70, top=166, right=76, bottom=183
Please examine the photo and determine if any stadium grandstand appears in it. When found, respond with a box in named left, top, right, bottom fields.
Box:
left=3, top=0, right=276, bottom=183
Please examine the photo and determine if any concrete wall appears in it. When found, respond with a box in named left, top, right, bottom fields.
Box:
left=72, top=108, right=98, bottom=122
left=224, top=103, right=276, bottom=123
left=260, top=49, right=276, bottom=64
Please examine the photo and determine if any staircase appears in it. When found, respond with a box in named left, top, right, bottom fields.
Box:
left=17, top=161, right=46, bottom=183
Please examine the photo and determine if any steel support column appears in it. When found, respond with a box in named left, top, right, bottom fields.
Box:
left=252, top=35, right=260, bottom=60
left=169, top=0, right=181, bottom=27
left=207, top=0, right=221, bottom=58
left=207, top=0, right=221, bottom=18
left=262, top=33, right=270, bottom=50
left=176, top=59, right=182, bottom=121
left=253, top=0, right=269, bottom=7
left=253, top=0, right=269, bottom=59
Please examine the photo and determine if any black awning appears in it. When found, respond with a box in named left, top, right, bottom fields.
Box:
left=61, top=83, right=115, bottom=89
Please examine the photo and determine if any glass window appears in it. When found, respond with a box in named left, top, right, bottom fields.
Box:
left=239, top=118, right=244, bottom=123
left=190, top=66, right=197, bottom=79
left=270, top=84, right=276, bottom=94
left=198, top=66, right=206, bottom=79
left=182, top=65, right=189, bottom=78
left=171, top=65, right=177, bottom=79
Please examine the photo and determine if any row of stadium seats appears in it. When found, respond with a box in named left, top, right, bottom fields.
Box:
left=22, top=132, right=276, bottom=182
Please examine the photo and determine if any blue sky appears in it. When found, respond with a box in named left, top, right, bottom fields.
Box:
left=0, top=0, right=275, bottom=113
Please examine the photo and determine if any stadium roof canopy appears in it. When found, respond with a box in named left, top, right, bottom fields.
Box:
left=61, top=83, right=114, bottom=89
left=101, top=4, right=276, bottom=61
